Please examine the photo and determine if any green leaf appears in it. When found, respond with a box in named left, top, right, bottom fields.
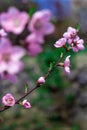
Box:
left=29, top=7, right=36, bottom=17
left=24, top=83, right=29, bottom=93
left=76, top=24, right=80, bottom=31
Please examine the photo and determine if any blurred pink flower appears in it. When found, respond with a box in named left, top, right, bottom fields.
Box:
left=28, top=10, right=54, bottom=36
left=22, top=99, right=31, bottom=109
left=26, top=33, right=44, bottom=44
left=28, top=43, right=42, bottom=56
left=2, top=93, right=15, bottom=106
left=0, top=38, right=26, bottom=81
left=0, top=29, right=7, bottom=37
left=0, top=72, right=17, bottom=83
left=64, top=55, right=71, bottom=74
left=25, top=33, right=42, bottom=56
left=54, top=38, right=66, bottom=48
left=0, top=7, right=29, bottom=34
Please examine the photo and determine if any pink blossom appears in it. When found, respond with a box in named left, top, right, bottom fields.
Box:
left=63, top=27, right=85, bottom=52
left=37, top=76, right=45, bottom=84
left=0, top=38, right=25, bottom=81
left=64, top=55, right=71, bottom=74
left=54, top=38, right=66, bottom=48
left=0, top=29, right=7, bottom=37
left=63, top=27, right=77, bottom=39
left=28, top=10, right=54, bottom=36
left=2, top=93, right=15, bottom=106
left=0, top=72, right=17, bottom=83
left=76, top=39, right=84, bottom=50
left=67, top=38, right=73, bottom=44
left=26, top=33, right=44, bottom=44
left=25, top=33, right=42, bottom=56
left=27, top=43, right=42, bottom=56
left=22, top=99, right=31, bottom=109
left=72, top=37, right=84, bottom=52
left=0, top=7, right=29, bottom=34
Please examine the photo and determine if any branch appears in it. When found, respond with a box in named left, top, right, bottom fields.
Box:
left=0, top=48, right=69, bottom=113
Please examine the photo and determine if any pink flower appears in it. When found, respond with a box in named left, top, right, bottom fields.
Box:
left=64, top=55, right=71, bottom=74
left=63, top=27, right=77, bottom=39
left=72, top=37, right=84, bottom=52
left=28, top=43, right=42, bottom=56
left=0, top=72, right=17, bottom=83
left=0, top=38, right=25, bottom=82
left=0, top=7, right=29, bottom=34
left=26, top=33, right=44, bottom=44
left=63, top=27, right=85, bottom=52
left=28, top=10, right=54, bottom=36
left=0, top=29, right=7, bottom=37
left=54, top=38, right=66, bottom=48
left=2, top=93, right=15, bottom=106
left=37, top=76, right=45, bottom=84
left=22, top=99, right=31, bottom=109
left=25, top=33, right=42, bottom=56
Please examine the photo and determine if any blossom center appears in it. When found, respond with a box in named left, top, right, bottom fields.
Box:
left=7, top=98, right=13, bottom=104
left=70, top=32, right=77, bottom=39
left=2, top=53, right=10, bottom=62
left=34, top=21, right=42, bottom=30
left=14, top=18, right=20, bottom=27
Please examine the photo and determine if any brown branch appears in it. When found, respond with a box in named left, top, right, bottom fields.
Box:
left=0, top=48, right=69, bottom=113
left=16, top=84, right=40, bottom=104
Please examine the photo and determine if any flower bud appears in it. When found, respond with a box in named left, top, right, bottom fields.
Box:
left=37, top=76, right=45, bottom=84
left=22, top=99, right=31, bottom=109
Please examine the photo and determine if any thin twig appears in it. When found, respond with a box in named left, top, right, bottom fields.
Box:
left=0, top=48, right=69, bottom=113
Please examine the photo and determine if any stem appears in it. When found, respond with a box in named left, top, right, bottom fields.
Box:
left=0, top=48, right=69, bottom=113
left=0, top=84, right=40, bottom=113
left=16, top=84, right=40, bottom=104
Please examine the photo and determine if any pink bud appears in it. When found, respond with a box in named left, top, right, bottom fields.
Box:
left=37, top=76, right=45, bottom=84
left=64, top=55, right=71, bottom=74
left=22, top=99, right=31, bottom=109
left=2, top=93, right=15, bottom=106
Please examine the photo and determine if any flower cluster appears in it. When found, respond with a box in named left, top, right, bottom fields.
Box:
left=0, top=7, right=54, bottom=82
left=54, top=27, right=84, bottom=52
left=63, top=27, right=84, bottom=52
left=54, top=26, right=84, bottom=74
left=0, top=7, right=54, bottom=57
left=0, top=6, right=85, bottom=113
left=1, top=25, right=85, bottom=112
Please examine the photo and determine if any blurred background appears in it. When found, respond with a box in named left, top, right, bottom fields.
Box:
left=0, top=0, right=87, bottom=130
